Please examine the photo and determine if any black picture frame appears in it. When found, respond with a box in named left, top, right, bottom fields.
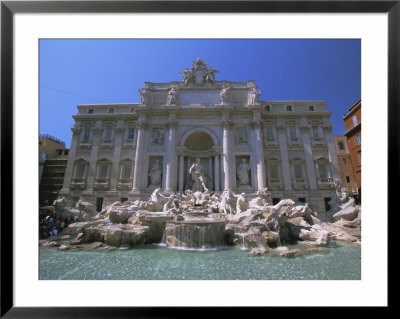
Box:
left=1, top=1, right=395, bottom=317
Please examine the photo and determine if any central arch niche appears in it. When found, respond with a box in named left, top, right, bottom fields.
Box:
left=184, top=131, right=214, bottom=151
left=181, top=131, right=216, bottom=191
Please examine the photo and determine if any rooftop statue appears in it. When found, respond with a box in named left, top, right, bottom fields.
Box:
left=249, top=84, right=261, bottom=105
left=180, top=58, right=219, bottom=85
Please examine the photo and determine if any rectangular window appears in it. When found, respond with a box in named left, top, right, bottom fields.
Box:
left=122, top=164, right=132, bottom=179
left=346, top=176, right=351, bottom=183
left=98, top=164, right=108, bottom=179
left=265, top=105, right=271, bottom=112
left=355, top=134, right=361, bottom=146
left=298, top=197, right=306, bottom=203
left=312, top=126, right=320, bottom=139
left=121, top=198, right=128, bottom=203
left=294, top=164, right=303, bottom=179
left=308, top=105, right=315, bottom=111
left=338, top=142, right=345, bottom=150
left=289, top=126, right=297, bottom=139
left=352, top=115, right=358, bottom=126
left=76, top=164, right=85, bottom=179
left=358, top=151, right=361, bottom=164
left=83, top=128, right=91, bottom=141
left=269, top=164, right=278, bottom=180
left=266, top=127, right=274, bottom=139
left=88, top=109, right=94, bottom=114
left=318, top=163, right=328, bottom=179
left=286, top=105, right=293, bottom=112
left=108, top=108, right=115, bottom=113
left=104, top=128, right=113, bottom=141
left=127, top=128, right=135, bottom=140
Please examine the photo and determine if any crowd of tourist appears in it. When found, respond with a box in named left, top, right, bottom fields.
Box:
left=39, top=213, right=74, bottom=239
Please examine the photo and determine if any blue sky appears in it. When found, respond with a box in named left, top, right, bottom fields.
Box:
left=39, top=39, right=361, bottom=148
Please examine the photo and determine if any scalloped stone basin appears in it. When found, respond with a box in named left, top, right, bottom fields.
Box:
left=163, top=220, right=225, bottom=249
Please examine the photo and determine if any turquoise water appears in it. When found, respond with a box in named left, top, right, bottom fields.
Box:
left=39, top=242, right=361, bottom=280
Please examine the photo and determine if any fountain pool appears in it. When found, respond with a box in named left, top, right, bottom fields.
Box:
left=39, top=241, right=361, bottom=280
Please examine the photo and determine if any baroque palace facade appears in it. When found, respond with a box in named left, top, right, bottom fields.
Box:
left=60, top=59, right=339, bottom=213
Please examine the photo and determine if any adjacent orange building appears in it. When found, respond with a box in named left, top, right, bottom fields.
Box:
left=343, top=99, right=361, bottom=196
left=334, top=136, right=357, bottom=193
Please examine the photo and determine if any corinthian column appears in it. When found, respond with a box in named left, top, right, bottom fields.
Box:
left=323, top=125, right=340, bottom=180
left=222, top=120, right=232, bottom=191
left=165, top=119, right=177, bottom=192
left=277, top=125, right=292, bottom=191
left=253, top=120, right=266, bottom=190
left=300, top=124, right=317, bottom=190
left=131, top=120, right=146, bottom=193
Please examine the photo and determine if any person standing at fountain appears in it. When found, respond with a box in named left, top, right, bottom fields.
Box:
left=189, top=158, right=208, bottom=192
left=237, top=158, right=250, bottom=185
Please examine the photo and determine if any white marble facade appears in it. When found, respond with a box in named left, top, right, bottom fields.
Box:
left=60, top=59, right=339, bottom=213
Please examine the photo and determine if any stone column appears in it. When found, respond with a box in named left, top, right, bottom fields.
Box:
left=59, top=124, right=81, bottom=196
left=253, top=121, right=266, bottom=190
left=85, top=122, right=103, bottom=191
left=323, top=125, right=340, bottom=180
left=214, top=155, right=220, bottom=192
left=277, top=125, right=292, bottom=191
left=178, top=155, right=184, bottom=192
left=300, top=125, right=317, bottom=190
left=222, top=121, right=232, bottom=191
left=165, top=118, right=177, bottom=192
left=109, top=123, right=124, bottom=191
left=131, top=120, right=146, bottom=193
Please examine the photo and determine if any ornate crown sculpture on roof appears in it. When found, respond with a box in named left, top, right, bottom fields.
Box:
left=179, top=58, right=219, bottom=86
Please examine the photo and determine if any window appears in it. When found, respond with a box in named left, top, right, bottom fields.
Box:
left=127, top=127, right=135, bottom=140
left=104, top=127, right=113, bottom=141
left=108, top=107, right=115, bottom=113
left=272, top=198, right=280, bottom=205
left=286, top=105, right=293, bottom=112
left=121, top=164, right=132, bottom=179
left=289, top=126, right=297, bottom=139
left=88, top=109, right=94, bottom=114
left=98, top=163, right=109, bottom=179
left=346, top=176, right=351, bottom=183
left=265, top=126, right=274, bottom=139
left=121, top=198, right=128, bottom=203
left=342, top=158, right=347, bottom=165
left=338, top=141, right=345, bottom=150
left=355, top=134, right=361, bottom=146
left=352, top=115, right=358, bottom=126
left=298, top=197, right=306, bottom=203
left=318, top=163, right=328, bottom=179
left=294, top=164, right=303, bottom=179
left=269, top=164, right=279, bottom=181
left=358, top=151, right=361, bottom=164
left=312, top=126, right=320, bottom=139
left=265, top=105, right=271, bottom=112
left=74, top=162, right=86, bottom=180
left=83, top=127, right=91, bottom=141
left=308, top=105, right=315, bottom=111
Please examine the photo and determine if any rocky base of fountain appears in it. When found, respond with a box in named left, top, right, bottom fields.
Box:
left=41, top=188, right=361, bottom=257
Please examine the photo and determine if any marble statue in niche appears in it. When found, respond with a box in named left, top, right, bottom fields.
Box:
left=149, top=159, right=162, bottom=186
left=237, top=158, right=251, bottom=186
left=189, top=158, right=208, bottom=192
left=151, top=128, right=164, bottom=145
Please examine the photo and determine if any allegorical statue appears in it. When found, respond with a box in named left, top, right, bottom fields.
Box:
left=220, top=84, right=231, bottom=104
left=191, top=58, right=207, bottom=70
left=189, top=158, right=208, bottom=192
left=138, top=88, right=149, bottom=105
left=167, top=85, right=178, bottom=105
left=237, top=158, right=250, bottom=185
left=249, top=85, right=261, bottom=105
left=180, top=67, right=194, bottom=85
left=149, top=159, right=162, bottom=186
left=204, top=67, right=219, bottom=83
